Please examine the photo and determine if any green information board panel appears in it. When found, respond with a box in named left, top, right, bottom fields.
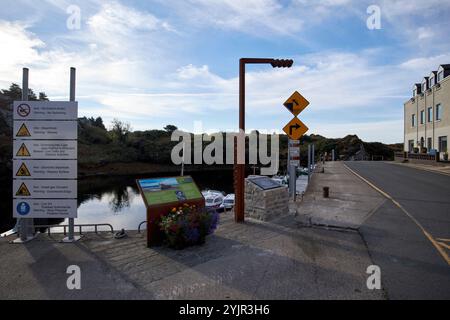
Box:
left=137, top=176, right=203, bottom=207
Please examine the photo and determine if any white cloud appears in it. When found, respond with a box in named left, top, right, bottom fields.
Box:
left=87, top=1, right=174, bottom=35
left=0, top=21, right=44, bottom=85
left=163, top=0, right=307, bottom=36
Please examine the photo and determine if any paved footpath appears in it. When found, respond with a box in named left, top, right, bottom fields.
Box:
left=0, top=210, right=383, bottom=299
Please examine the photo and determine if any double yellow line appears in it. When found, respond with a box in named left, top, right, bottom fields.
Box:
left=344, top=163, right=450, bottom=266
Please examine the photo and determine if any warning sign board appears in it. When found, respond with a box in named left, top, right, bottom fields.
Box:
left=15, top=143, right=31, bottom=157
left=283, top=91, right=309, bottom=116
left=13, top=121, right=77, bottom=140
left=13, top=140, right=77, bottom=159
left=15, top=182, right=31, bottom=196
left=12, top=99, right=78, bottom=219
left=13, top=101, right=77, bottom=120
left=13, top=199, right=77, bottom=218
left=15, top=123, right=31, bottom=137
left=13, top=160, right=77, bottom=179
left=13, top=179, right=77, bottom=199
left=15, top=163, right=31, bottom=177
left=282, top=117, right=309, bottom=140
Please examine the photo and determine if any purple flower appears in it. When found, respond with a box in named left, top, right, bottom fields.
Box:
left=208, top=212, right=219, bottom=235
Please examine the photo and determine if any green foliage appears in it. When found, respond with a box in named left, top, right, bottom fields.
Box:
left=164, top=124, right=178, bottom=133
left=1, top=83, right=40, bottom=101
left=110, top=118, right=131, bottom=143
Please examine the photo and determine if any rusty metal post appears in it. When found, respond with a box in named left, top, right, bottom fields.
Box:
left=235, top=59, right=245, bottom=222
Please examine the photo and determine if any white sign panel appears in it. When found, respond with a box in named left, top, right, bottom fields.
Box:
left=13, top=199, right=77, bottom=218
left=13, top=121, right=77, bottom=140
left=290, top=160, right=300, bottom=166
left=13, top=160, right=77, bottom=179
left=289, top=148, right=300, bottom=156
left=13, top=179, right=77, bottom=199
left=13, top=101, right=77, bottom=120
left=13, top=140, right=77, bottom=159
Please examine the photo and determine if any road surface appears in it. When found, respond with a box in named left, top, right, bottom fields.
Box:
left=345, top=161, right=450, bottom=299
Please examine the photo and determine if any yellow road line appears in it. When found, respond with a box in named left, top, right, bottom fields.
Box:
left=437, top=242, right=450, bottom=250
left=344, top=163, right=450, bottom=266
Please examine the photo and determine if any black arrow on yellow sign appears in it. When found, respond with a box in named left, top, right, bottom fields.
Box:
left=289, top=123, right=300, bottom=135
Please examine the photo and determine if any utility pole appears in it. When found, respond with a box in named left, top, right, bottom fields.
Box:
left=234, top=58, right=293, bottom=223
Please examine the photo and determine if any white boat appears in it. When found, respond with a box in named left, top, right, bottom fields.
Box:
left=202, top=190, right=224, bottom=209
left=220, top=194, right=235, bottom=210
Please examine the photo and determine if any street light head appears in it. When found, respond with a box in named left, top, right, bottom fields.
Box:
left=271, top=59, right=294, bottom=68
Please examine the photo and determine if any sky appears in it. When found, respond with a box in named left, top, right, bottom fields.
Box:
left=1, top=0, right=450, bottom=143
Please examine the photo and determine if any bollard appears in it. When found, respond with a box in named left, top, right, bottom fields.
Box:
left=323, top=186, right=329, bottom=198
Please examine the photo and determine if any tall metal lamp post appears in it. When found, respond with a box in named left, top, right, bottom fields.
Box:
left=234, top=58, right=294, bottom=223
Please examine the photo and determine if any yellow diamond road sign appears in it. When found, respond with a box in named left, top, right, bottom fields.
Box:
left=283, top=91, right=309, bottom=116
left=283, top=117, right=309, bottom=140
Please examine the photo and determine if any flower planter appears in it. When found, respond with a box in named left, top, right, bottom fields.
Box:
left=159, top=204, right=219, bottom=249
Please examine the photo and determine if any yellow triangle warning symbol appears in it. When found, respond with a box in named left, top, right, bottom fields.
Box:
left=16, top=163, right=31, bottom=177
left=16, top=123, right=31, bottom=137
left=16, top=143, right=31, bottom=157
left=16, top=182, right=31, bottom=196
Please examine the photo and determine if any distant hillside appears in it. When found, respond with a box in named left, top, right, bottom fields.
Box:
left=0, top=84, right=402, bottom=179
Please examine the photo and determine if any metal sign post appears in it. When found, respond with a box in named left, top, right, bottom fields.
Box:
left=15, top=68, right=34, bottom=243
left=288, top=139, right=300, bottom=198
left=63, top=67, right=80, bottom=242
left=234, top=58, right=293, bottom=223
left=307, top=144, right=311, bottom=183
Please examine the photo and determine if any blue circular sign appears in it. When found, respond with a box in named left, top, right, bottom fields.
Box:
left=16, top=202, right=30, bottom=216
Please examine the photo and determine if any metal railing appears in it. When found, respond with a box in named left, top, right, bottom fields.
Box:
left=31, top=223, right=114, bottom=236
left=137, top=221, right=147, bottom=233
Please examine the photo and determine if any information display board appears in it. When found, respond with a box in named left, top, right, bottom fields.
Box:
left=248, top=176, right=283, bottom=190
left=137, top=176, right=203, bottom=207
left=136, top=175, right=205, bottom=247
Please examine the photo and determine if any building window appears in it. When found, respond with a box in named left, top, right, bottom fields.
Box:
left=430, top=77, right=434, bottom=87
left=420, top=110, right=425, bottom=124
left=413, top=88, right=416, bottom=97
left=436, top=104, right=442, bottom=121
left=438, top=136, right=447, bottom=153
left=427, top=107, right=433, bottom=122
left=422, top=83, right=426, bottom=92
left=427, top=137, right=432, bottom=151
left=412, top=114, right=416, bottom=127
left=438, top=71, right=444, bottom=82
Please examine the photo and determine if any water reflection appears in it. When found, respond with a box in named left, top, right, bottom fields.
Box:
left=0, top=170, right=234, bottom=233
left=71, top=170, right=233, bottom=231
left=72, top=186, right=146, bottom=231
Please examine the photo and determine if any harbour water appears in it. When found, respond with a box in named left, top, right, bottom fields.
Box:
left=0, top=170, right=234, bottom=233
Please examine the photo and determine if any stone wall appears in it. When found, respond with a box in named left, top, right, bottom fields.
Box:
left=244, top=178, right=289, bottom=221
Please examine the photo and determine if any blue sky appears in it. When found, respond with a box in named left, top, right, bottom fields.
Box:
left=1, top=0, right=450, bottom=143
